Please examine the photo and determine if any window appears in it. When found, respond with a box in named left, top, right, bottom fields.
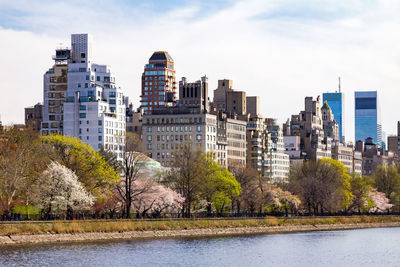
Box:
left=147, top=135, right=152, bottom=141
left=97, top=76, right=100, bottom=81
left=98, top=136, right=102, bottom=141
left=85, top=83, right=88, bottom=88
left=197, top=126, right=202, bottom=132
left=80, top=105, right=86, bottom=110
left=79, top=113, right=86, bottom=118
left=98, top=120, right=102, bottom=126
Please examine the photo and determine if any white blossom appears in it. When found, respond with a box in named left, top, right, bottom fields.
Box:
left=33, top=161, right=94, bottom=213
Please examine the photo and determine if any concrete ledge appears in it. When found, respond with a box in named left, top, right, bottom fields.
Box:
left=1, top=222, right=400, bottom=246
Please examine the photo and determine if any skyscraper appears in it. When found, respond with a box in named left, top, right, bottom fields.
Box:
left=323, top=92, right=344, bottom=142
left=354, top=91, right=382, bottom=144
left=141, top=51, right=177, bottom=114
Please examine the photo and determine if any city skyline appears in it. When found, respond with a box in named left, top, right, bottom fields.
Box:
left=1, top=0, right=400, bottom=142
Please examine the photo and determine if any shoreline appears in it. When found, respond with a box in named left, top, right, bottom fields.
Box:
left=1, top=221, right=399, bottom=246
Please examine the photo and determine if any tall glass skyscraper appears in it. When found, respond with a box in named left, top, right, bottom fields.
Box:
left=354, top=91, right=382, bottom=144
left=323, top=92, right=344, bottom=142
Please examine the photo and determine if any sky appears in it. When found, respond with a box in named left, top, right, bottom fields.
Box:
left=0, top=0, right=399, bottom=142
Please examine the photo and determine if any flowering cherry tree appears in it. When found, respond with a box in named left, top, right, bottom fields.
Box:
left=33, top=161, right=94, bottom=218
left=368, top=189, right=393, bottom=213
left=132, top=180, right=184, bottom=218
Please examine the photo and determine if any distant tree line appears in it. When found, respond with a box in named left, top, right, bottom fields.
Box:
left=0, top=129, right=397, bottom=220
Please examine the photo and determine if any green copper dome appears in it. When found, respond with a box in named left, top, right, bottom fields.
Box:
left=321, top=100, right=331, bottom=110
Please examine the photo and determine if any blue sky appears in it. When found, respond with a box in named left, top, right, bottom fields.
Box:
left=0, top=0, right=399, bottom=142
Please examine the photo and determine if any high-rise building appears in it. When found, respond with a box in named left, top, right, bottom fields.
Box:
left=211, top=79, right=254, bottom=117
left=387, top=121, right=400, bottom=155
left=141, top=51, right=177, bottom=114
left=288, top=96, right=332, bottom=161
left=41, top=34, right=125, bottom=158
left=179, top=76, right=209, bottom=113
left=246, top=96, right=260, bottom=116
left=321, top=100, right=339, bottom=141
left=354, top=91, right=381, bottom=144
left=244, top=114, right=290, bottom=182
left=41, top=46, right=70, bottom=135
left=323, top=92, right=344, bottom=142
left=63, top=34, right=125, bottom=158
left=25, top=103, right=43, bottom=132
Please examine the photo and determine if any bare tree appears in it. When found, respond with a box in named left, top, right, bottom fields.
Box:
left=116, top=133, right=152, bottom=218
left=164, top=143, right=204, bottom=218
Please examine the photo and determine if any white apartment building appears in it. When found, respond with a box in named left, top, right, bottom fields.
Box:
left=42, top=34, right=125, bottom=158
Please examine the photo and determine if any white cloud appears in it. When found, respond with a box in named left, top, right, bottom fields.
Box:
left=0, top=0, right=399, bottom=142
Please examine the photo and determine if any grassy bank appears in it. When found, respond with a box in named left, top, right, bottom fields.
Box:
left=1, top=216, right=400, bottom=236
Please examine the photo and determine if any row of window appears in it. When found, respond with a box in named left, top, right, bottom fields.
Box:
left=144, top=82, right=165, bottom=86
left=146, top=126, right=202, bottom=133
left=147, top=134, right=203, bottom=142
left=142, top=89, right=165, bottom=94
left=144, top=76, right=165, bottom=81
left=146, top=117, right=204, bottom=125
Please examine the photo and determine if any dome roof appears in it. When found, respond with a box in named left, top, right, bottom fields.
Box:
left=321, top=100, right=331, bottom=110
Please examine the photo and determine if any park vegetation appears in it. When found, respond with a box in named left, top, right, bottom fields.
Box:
left=0, top=129, right=398, bottom=221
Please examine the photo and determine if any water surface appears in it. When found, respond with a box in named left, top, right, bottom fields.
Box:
left=1, top=227, right=399, bottom=266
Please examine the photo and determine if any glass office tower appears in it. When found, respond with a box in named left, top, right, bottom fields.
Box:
left=323, top=92, right=344, bottom=142
left=354, top=91, right=382, bottom=144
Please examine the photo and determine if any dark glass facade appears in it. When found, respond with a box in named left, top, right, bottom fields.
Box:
left=354, top=91, right=381, bottom=144
left=323, top=92, right=344, bottom=142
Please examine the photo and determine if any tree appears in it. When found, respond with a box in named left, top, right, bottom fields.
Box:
left=164, top=143, right=205, bottom=218
left=368, top=189, right=393, bottom=213
left=229, top=166, right=260, bottom=215
left=42, top=135, right=120, bottom=198
left=200, top=157, right=241, bottom=216
left=289, top=159, right=353, bottom=215
left=319, top=158, right=353, bottom=210
left=373, top=164, right=400, bottom=199
left=0, top=128, right=49, bottom=216
left=349, top=174, right=374, bottom=214
left=32, top=162, right=94, bottom=219
left=115, top=133, right=151, bottom=218
left=132, top=180, right=184, bottom=218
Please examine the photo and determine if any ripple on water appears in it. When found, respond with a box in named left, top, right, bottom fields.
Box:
left=1, top=227, right=400, bottom=267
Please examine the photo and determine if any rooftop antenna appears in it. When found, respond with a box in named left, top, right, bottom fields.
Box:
left=338, top=76, right=341, bottom=93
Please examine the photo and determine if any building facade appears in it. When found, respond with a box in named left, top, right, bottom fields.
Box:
left=142, top=112, right=221, bottom=167
left=323, top=92, right=344, bottom=142
left=387, top=121, right=400, bottom=155
left=41, top=47, right=69, bottom=135
left=126, top=103, right=143, bottom=137
left=355, top=91, right=382, bottom=144
left=141, top=51, right=177, bottom=114
left=264, top=118, right=290, bottom=183
left=288, top=96, right=332, bottom=161
left=25, top=103, right=43, bottom=132
left=331, top=143, right=362, bottom=175
left=63, top=34, right=126, bottom=158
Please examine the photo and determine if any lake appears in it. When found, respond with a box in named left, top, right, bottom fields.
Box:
left=1, top=227, right=400, bottom=266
